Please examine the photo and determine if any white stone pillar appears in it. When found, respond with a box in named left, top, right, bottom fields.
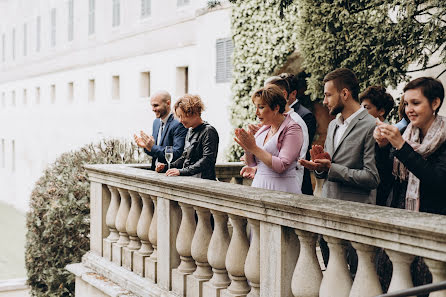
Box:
left=424, top=258, right=446, bottom=297
left=245, top=219, right=260, bottom=297
left=319, top=236, right=352, bottom=297
left=292, top=230, right=322, bottom=297
left=349, top=242, right=382, bottom=297
left=112, top=188, right=131, bottom=266
left=146, top=195, right=158, bottom=282
left=122, top=190, right=142, bottom=271
left=104, top=185, right=120, bottom=261
left=90, top=182, right=110, bottom=257
left=385, top=250, right=414, bottom=293
left=203, top=210, right=231, bottom=297
left=133, top=192, right=154, bottom=277
left=187, top=207, right=213, bottom=297
left=157, top=197, right=181, bottom=291
left=222, top=215, right=250, bottom=297
left=172, top=203, right=197, bottom=296
left=259, top=223, right=299, bottom=297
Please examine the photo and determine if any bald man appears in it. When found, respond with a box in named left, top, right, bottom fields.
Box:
left=135, top=91, right=188, bottom=170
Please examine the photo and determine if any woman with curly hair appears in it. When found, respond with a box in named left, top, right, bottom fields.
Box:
left=156, top=94, right=219, bottom=180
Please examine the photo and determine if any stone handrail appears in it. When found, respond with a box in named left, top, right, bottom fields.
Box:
left=68, top=163, right=446, bottom=297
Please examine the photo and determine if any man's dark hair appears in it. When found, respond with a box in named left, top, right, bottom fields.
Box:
left=323, top=68, right=360, bottom=102
left=264, top=75, right=290, bottom=95
left=359, top=85, right=395, bottom=118
left=403, top=77, right=444, bottom=114
left=287, top=71, right=309, bottom=93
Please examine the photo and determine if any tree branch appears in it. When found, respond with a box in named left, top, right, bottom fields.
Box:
left=406, top=63, right=442, bottom=73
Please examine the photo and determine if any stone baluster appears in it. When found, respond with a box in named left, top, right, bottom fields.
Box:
left=203, top=211, right=231, bottom=296
left=291, top=230, right=322, bottom=297
left=122, top=190, right=142, bottom=270
left=146, top=195, right=158, bottom=282
left=319, top=236, right=352, bottom=297
left=385, top=250, right=414, bottom=293
left=133, top=192, right=154, bottom=277
left=424, top=258, right=446, bottom=297
left=223, top=215, right=250, bottom=297
left=187, top=207, right=213, bottom=296
left=104, top=185, right=120, bottom=261
left=112, top=188, right=131, bottom=266
left=245, top=219, right=260, bottom=297
left=172, top=203, right=196, bottom=296
left=349, top=242, right=382, bottom=297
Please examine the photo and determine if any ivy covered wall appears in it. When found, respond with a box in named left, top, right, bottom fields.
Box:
left=227, top=0, right=300, bottom=161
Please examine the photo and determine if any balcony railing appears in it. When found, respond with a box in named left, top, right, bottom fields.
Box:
left=67, top=163, right=446, bottom=297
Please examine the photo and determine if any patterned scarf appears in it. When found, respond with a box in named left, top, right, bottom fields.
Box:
left=393, top=115, right=446, bottom=211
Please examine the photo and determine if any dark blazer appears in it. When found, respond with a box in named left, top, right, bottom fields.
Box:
left=316, top=109, right=380, bottom=204
left=292, top=100, right=317, bottom=195
left=145, top=113, right=188, bottom=170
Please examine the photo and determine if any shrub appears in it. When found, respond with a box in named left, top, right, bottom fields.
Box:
left=25, top=139, right=147, bottom=297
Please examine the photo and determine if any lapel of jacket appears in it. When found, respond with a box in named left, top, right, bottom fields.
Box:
left=332, top=109, right=367, bottom=157
left=160, top=114, right=173, bottom=146
left=153, top=118, right=161, bottom=145
left=326, top=122, right=336, bottom=157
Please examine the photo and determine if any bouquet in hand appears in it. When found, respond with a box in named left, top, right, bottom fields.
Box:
left=310, top=145, right=331, bottom=161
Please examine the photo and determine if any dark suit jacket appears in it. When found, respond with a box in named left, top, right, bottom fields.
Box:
left=292, top=100, right=317, bottom=195
left=316, top=109, right=380, bottom=204
left=145, top=113, right=188, bottom=170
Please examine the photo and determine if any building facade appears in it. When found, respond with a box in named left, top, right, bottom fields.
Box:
left=0, top=0, right=234, bottom=211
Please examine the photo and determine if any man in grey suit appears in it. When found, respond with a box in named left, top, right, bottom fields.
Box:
left=300, top=68, right=379, bottom=203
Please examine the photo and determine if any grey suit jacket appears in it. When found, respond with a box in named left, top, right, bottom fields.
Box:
left=316, top=109, right=380, bottom=204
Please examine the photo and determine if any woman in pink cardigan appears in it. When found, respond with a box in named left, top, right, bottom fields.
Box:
left=235, top=84, right=304, bottom=194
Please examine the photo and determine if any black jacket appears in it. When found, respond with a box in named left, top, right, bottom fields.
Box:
left=376, top=140, right=446, bottom=215
left=170, top=122, right=219, bottom=180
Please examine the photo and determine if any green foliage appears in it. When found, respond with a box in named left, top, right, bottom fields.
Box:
left=227, top=0, right=300, bottom=161
left=25, top=139, right=147, bottom=297
left=297, top=0, right=446, bottom=101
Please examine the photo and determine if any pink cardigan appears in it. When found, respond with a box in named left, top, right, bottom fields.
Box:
left=245, top=114, right=303, bottom=173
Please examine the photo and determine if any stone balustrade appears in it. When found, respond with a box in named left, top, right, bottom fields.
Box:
left=67, top=163, right=446, bottom=297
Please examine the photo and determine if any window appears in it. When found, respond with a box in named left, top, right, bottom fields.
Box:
left=112, top=76, right=120, bottom=100
left=140, top=72, right=150, bottom=97
left=88, top=79, right=95, bottom=101
left=23, top=89, right=27, bottom=105
left=11, top=140, right=15, bottom=172
left=23, top=23, right=27, bottom=56
left=11, top=90, right=16, bottom=106
left=68, top=0, right=74, bottom=41
left=176, top=67, right=188, bottom=96
left=1, top=139, right=4, bottom=168
left=1, top=92, right=5, bottom=107
left=89, top=0, right=95, bottom=35
left=50, top=84, right=56, bottom=103
left=177, top=0, right=190, bottom=6
left=68, top=82, right=74, bottom=102
left=216, top=38, right=233, bottom=83
left=12, top=28, right=15, bottom=60
left=36, top=16, right=41, bottom=52
left=1, top=34, right=5, bottom=62
left=141, top=0, right=151, bottom=18
left=36, top=87, right=40, bottom=104
left=112, top=0, right=120, bottom=27
left=51, top=8, right=56, bottom=47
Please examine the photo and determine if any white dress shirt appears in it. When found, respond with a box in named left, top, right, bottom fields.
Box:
left=334, top=107, right=364, bottom=149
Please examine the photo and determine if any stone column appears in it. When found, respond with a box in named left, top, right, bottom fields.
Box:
left=319, top=236, right=352, bottom=297
left=90, top=182, right=110, bottom=257
left=187, top=207, right=213, bottom=297
left=133, top=192, right=154, bottom=277
left=259, top=223, right=299, bottom=297
left=245, top=219, right=260, bottom=297
left=122, top=190, right=142, bottom=271
left=349, top=242, right=382, bottom=297
left=146, top=195, right=158, bottom=282
left=172, top=203, right=197, bottom=296
left=203, top=210, right=231, bottom=297
left=385, top=250, right=414, bottom=293
left=112, top=188, right=131, bottom=266
left=424, top=258, right=446, bottom=297
left=103, top=185, right=120, bottom=261
left=291, top=230, right=322, bottom=297
left=222, top=215, right=250, bottom=297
